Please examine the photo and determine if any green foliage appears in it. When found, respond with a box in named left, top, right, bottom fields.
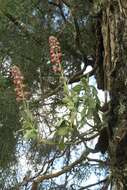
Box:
left=21, top=103, right=37, bottom=140
left=0, top=0, right=105, bottom=189
left=0, top=87, right=20, bottom=168
left=62, top=77, right=100, bottom=128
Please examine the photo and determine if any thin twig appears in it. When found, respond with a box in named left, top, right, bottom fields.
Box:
left=79, top=177, right=108, bottom=190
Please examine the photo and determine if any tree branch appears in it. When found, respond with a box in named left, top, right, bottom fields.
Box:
left=87, top=157, right=106, bottom=164
left=69, top=67, right=95, bottom=84
left=61, top=0, right=71, bottom=8
left=2, top=12, right=43, bottom=47
left=79, top=178, right=108, bottom=190
left=48, top=0, right=67, bottom=22
left=33, top=149, right=90, bottom=183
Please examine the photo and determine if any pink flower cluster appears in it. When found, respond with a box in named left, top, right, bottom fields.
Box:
left=49, top=36, right=62, bottom=72
left=10, top=66, right=28, bottom=102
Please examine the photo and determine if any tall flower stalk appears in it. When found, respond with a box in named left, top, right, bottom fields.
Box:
left=10, top=65, right=28, bottom=102
left=48, top=36, right=100, bottom=151
left=10, top=65, right=37, bottom=139
left=49, top=36, right=76, bottom=128
left=49, top=36, right=62, bottom=73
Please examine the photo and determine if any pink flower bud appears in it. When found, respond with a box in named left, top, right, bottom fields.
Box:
left=10, top=65, right=29, bottom=102
left=49, top=36, right=62, bottom=73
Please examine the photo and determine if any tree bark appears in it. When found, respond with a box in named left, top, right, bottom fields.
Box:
left=98, top=0, right=127, bottom=189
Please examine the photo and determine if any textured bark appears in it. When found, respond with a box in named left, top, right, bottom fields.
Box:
left=31, top=182, right=38, bottom=190
left=97, top=0, right=127, bottom=189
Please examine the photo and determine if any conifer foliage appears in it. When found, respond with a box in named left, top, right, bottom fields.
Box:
left=0, top=0, right=127, bottom=189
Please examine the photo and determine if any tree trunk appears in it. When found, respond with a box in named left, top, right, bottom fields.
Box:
left=99, top=0, right=127, bottom=189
